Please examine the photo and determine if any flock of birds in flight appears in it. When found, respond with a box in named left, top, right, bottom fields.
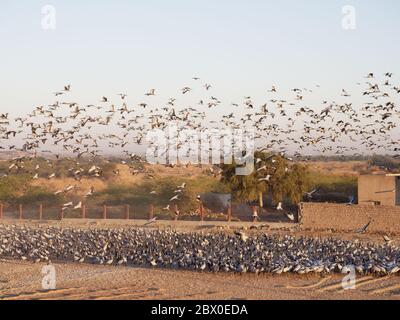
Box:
left=0, top=73, right=400, bottom=217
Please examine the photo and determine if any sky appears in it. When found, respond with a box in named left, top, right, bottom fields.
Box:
left=0, top=0, right=400, bottom=115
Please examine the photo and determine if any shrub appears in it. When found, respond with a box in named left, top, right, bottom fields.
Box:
left=0, top=175, right=31, bottom=203
left=16, top=186, right=63, bottom=205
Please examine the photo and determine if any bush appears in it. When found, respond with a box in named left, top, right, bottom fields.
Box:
left=307, top=171, right=357, bottom=194
left=0, top=175, right=31, bottom=203
left=16, top=186, right=63, bottom=205
left=89, top=176, right=226, bottom=213
left=369, top=155, right=400, bottom=172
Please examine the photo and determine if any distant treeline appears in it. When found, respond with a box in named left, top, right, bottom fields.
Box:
left=368, top=155, right=400, bottom=171
left=302, top=154, right=400, bottom=164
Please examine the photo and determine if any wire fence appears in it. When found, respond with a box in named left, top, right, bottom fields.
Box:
left=0, top=202, right=295, bottom=223
left=0, top=202, right=285, bottom=222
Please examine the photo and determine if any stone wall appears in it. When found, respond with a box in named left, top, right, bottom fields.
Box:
left=299, top=202, right=400, bottom=234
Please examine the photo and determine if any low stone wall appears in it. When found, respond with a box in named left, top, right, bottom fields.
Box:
left=299, top=202, right=400, bottom=234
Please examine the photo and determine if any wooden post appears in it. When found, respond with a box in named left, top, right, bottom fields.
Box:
left=103, top=205, right=107, bottom=220
left=227, top=202, right=232, bottom=222
left=39, top=204, right=43, bottom=220
left=252, top=205, right=258, bottom=223
left=0, top=203, right=3, bottom=220
left=174, top=204, right=179, bottom=221
left=82, top=204, right=86, bottom=219
left=199, top=202, right=204, bottom=222
left=19, top=204, right=23, bottom=220
left=149, top=204, right=154, bottom=220
left=60, top=207, right=64, bottom=220
left=126, top=205, right=130, bottom=220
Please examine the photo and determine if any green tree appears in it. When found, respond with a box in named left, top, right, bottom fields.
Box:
left=220, top=151, right=310, bottom=206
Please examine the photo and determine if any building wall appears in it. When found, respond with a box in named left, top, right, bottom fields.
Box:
left=358, top=175, right=396, bottom=206
left=396, top=177, right=400, bottom=205
left=299, top=202, right=400, bottom=234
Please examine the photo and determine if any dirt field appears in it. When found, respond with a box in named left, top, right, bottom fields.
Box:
left=0, top=259, right=400, bottom=300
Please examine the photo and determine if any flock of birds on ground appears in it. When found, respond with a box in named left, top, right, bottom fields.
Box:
left=0, top=224, right=399, bottom=275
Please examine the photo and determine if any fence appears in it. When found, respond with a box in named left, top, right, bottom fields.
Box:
left=0, top=202, right=292, bottom=223
left=0, top=202, right=241, bottom=222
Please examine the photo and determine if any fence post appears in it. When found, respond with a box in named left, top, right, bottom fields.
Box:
left=126, top=205, right=130, bottom=220
left=0, top=203, right=3, bottom=220
left=82, top=204, right=86, bottom=219
left=227, top=202, right=232, bottom=222
left=174, top=204, right=179, bottom=221
left=103, top=205, right=107, bottom=220
left=39, top=204, right=43, bottom=220
left=199, top=202, right=204, bottom=222
left=252, top=205, right=258, bottom=223
left=60, top=207, right=64, bottom=220
left=19, top=204, right=23, bottom=221
left=149, top=204, right=154, bottom=220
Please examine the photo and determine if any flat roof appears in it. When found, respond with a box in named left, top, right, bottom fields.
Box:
left=360, top=173, right=400, bottom=177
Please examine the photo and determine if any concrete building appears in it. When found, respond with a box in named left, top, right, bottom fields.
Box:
left=358, top=174, right=400, bottom=206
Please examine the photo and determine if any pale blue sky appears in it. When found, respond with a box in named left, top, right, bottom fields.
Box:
left=0, top=0, right=399, bottom=114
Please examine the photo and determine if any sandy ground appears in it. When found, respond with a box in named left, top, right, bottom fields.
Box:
left=0, top=220, right=399, bottom=300
left=0, top=259, right=400, bottom=300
